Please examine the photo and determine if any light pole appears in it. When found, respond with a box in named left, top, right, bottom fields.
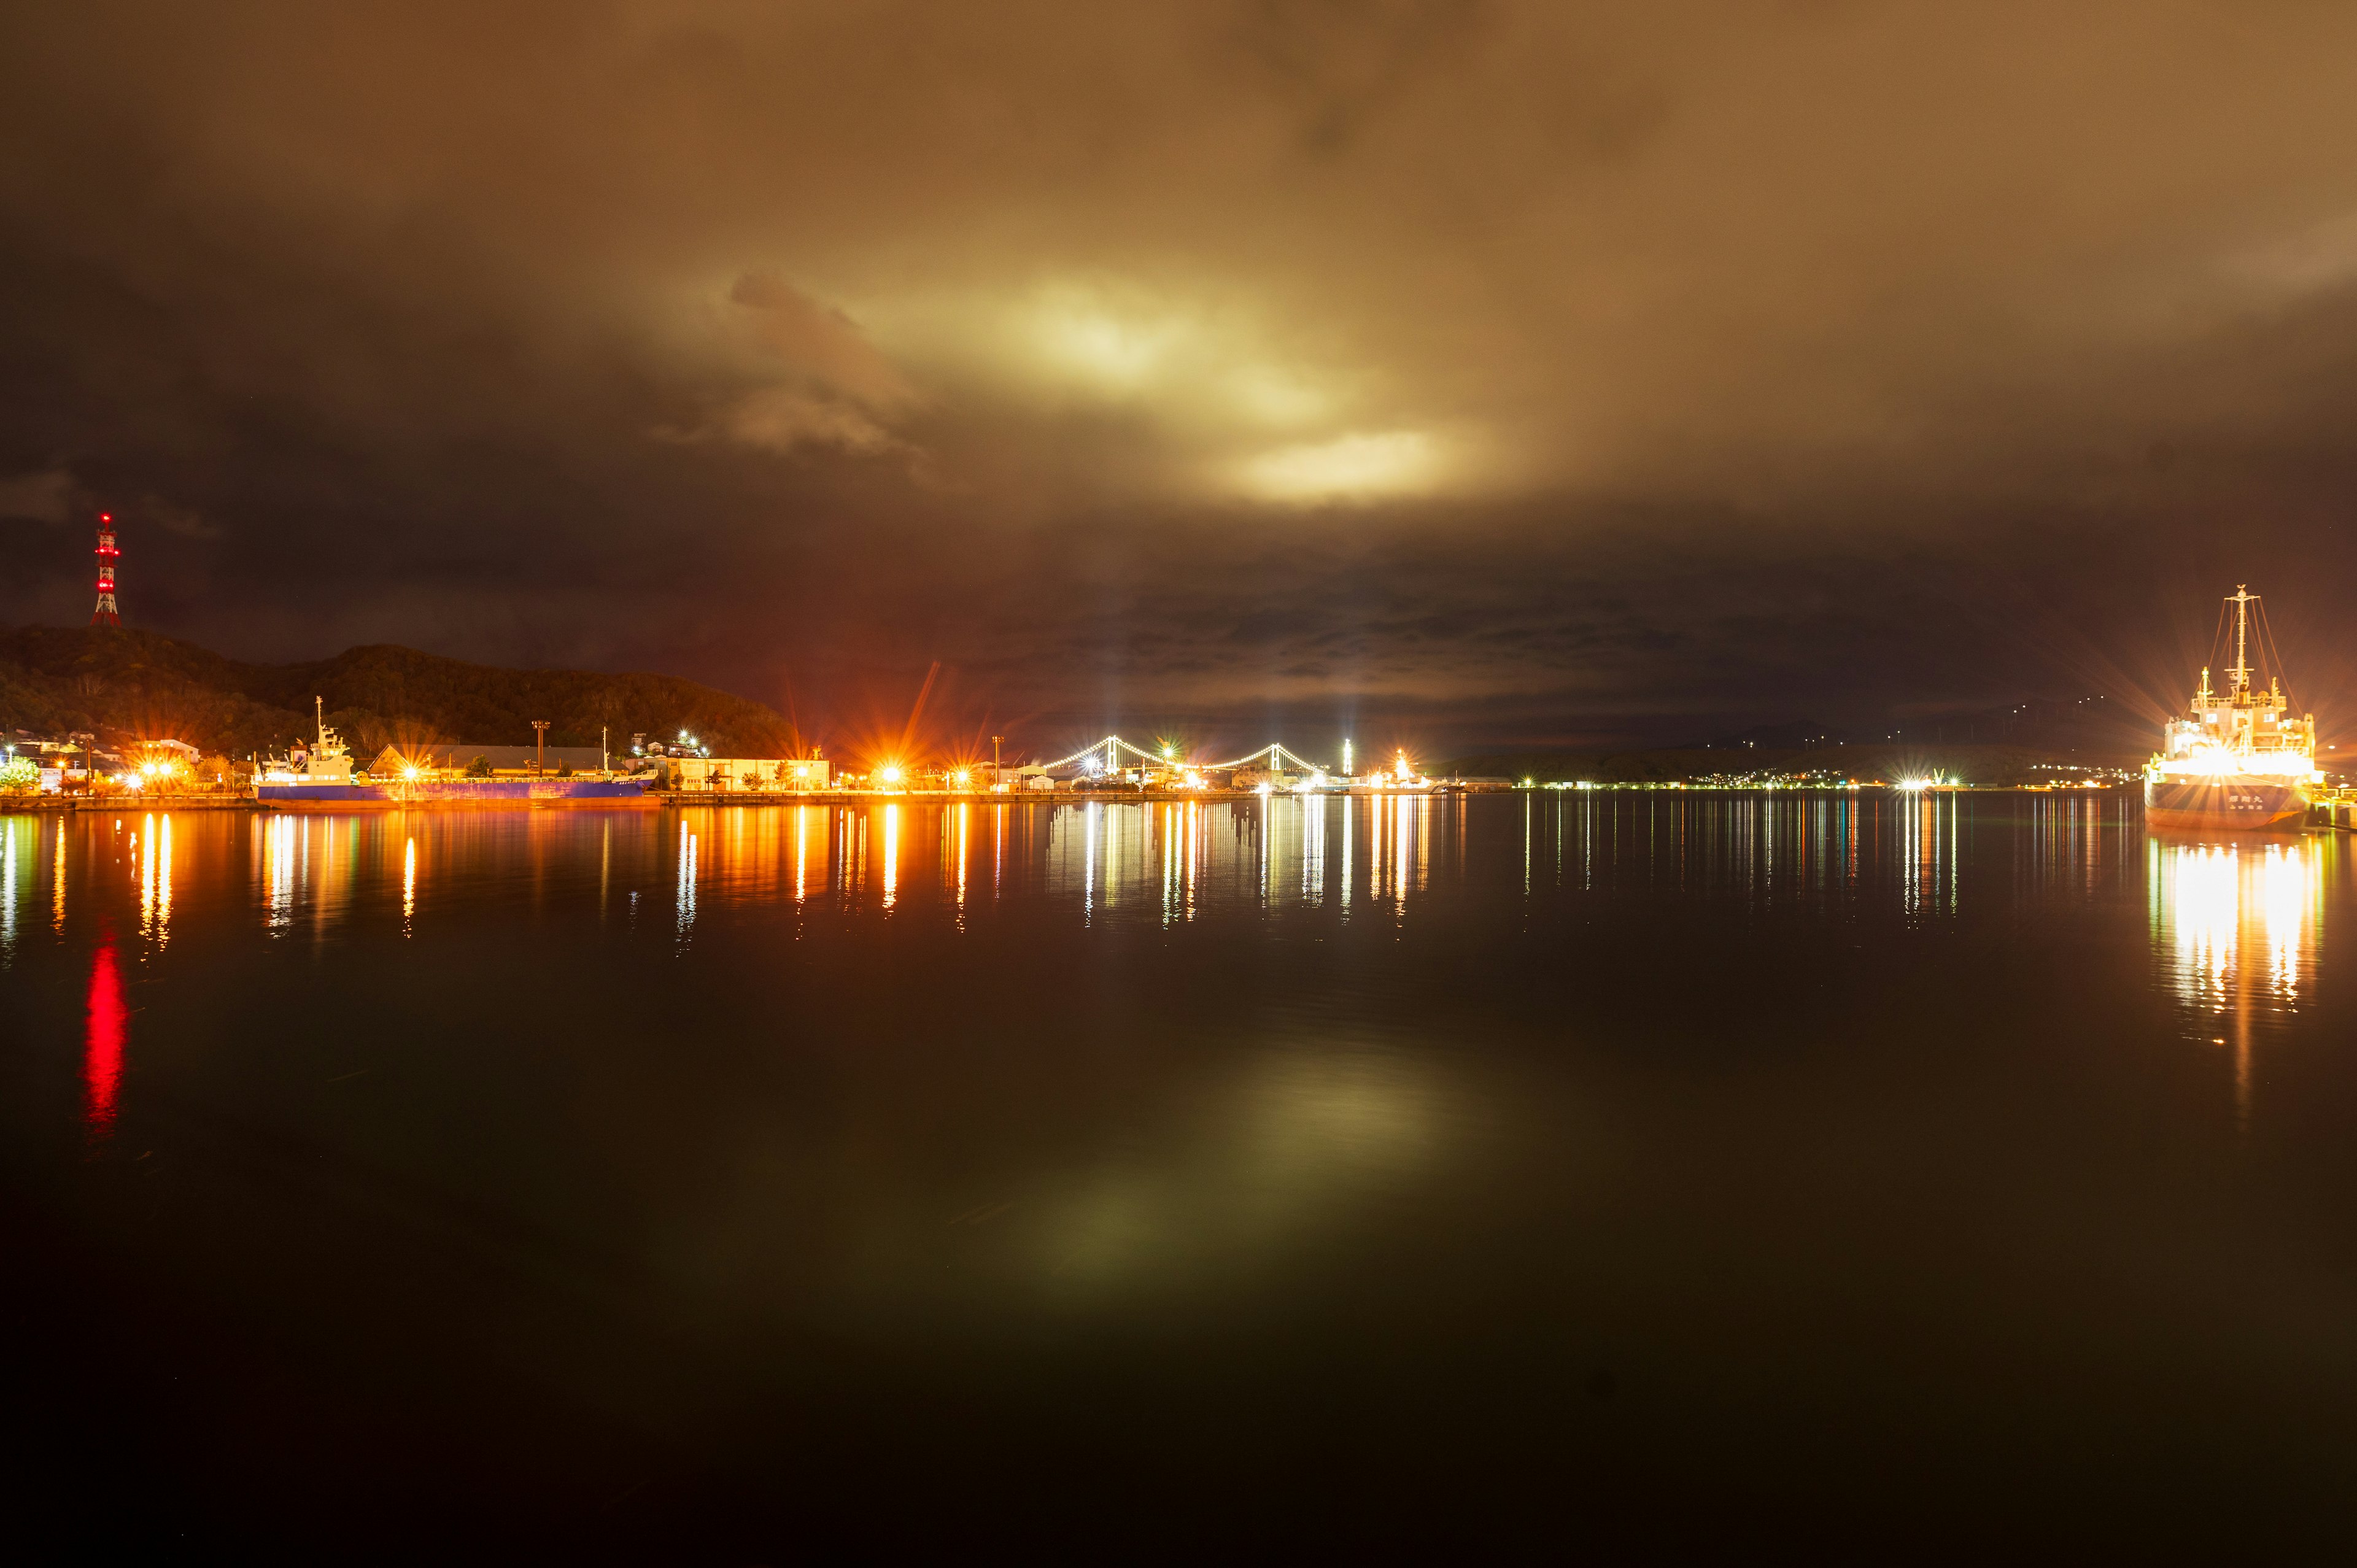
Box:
left=532, top=720, right=550, bottom=776
left=991, top=734, right=1002, bottom=792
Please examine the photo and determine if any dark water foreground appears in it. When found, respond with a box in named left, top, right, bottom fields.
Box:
left=4, top=794, right=2355, bottom=1552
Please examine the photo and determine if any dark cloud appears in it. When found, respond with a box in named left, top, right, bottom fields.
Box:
left=0, top=468, right=72, bottom=525
left=4, top=1, right=2357, bottom=754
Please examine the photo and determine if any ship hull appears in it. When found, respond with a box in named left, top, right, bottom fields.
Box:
left=2143, top=775, right=2309, bottom=832
left=257, top=778, right=652, bottom=809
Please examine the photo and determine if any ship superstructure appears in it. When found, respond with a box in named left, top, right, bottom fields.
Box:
left=257, top=698, right=355, bottom=788
left=2145, top=586, right=2317, bottom=832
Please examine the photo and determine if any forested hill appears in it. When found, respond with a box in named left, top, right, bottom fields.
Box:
left=0, top=627, right=797, bottom=759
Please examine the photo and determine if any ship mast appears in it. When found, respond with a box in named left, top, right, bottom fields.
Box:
left=2229, top=585, right=2254, bottom=696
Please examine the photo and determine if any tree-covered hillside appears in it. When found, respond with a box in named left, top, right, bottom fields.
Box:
left=0, top=627, right=798, bottom=758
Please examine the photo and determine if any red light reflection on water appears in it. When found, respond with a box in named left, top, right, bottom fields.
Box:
left=86, top=927, right=125, bottom=1140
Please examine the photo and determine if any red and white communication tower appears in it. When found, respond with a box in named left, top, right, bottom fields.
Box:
left=91, top=511, right=121, bottom=627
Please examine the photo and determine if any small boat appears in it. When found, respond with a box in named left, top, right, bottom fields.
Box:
left=2143, top=587, right=2316, bottom=832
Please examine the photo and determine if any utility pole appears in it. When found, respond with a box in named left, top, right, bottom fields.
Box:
left=991, top=735, right=1003, bottom=792
left=601, top=724, right=609, bottom=776
left=532, top=720, right=550, bottom=776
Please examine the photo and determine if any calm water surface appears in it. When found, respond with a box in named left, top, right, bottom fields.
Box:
left=4, top=794, right=2356, bottom=1550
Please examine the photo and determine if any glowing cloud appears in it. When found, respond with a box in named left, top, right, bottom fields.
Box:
left=864, top=279, right=1341, bottom=440
left=1032, top=299, right=1183, bottom=390
left=1239, top=430, right=1440, bottom=502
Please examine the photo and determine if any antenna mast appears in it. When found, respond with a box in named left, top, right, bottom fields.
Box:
left=2229, top=585, right=2254, bottom=695
left=90, top=512, right=120, bottom=627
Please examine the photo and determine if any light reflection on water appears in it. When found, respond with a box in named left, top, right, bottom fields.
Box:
left=13, top=794, right=2344, bottom=1141
left=9, top=792, right=2181, bottom=943
left=6, top=792, right=2184, bottom=993
left=2150, top=835, right=2326, bottom=1127
left=0, top=814, right=28, bottom=965
left=139, top=812, right=172, bottom=949
left=15, top=791, right=2357, bottom=1542
left=83, top=925, right=123, bottom=1143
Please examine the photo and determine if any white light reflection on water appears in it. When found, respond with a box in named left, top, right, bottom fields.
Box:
left=1082, top=800, right=1098, bottom=923
left=1362, top=792, right=1422, bottom=913
left=1159, top=803, right=1179, bottom=927
left=1299, top=796, right=1321, bottom=909
left=260, top=814, right=297, bottom=934
left=1897, top=793, right=1957, bottom=920
left=423, top=795, right=2176, bottom=935
left=1185, top=801, right=1200, bottom=921
left=676, top=820, right=698, bottom=948
left=1, top=816, right=22, bottom=965
left=1340, top=793, right=1353, bottom=914
left=1259, top=798, right=1272, bottom=906
left=2150, top=836, right=2324, bottom=1130
left=104, top=794, right=2196, bottom=952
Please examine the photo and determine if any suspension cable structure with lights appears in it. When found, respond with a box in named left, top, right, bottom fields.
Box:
left=1039, top=735, right=1338, bottom=776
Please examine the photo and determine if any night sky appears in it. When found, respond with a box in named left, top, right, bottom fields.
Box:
left=6, top=2, right=2357, bottom=755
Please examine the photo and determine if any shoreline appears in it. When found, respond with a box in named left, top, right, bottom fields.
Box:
left=3, top=782, right=2151, bottom=814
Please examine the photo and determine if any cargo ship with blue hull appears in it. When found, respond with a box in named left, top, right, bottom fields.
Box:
left=2144, top=586, right=2317, bottom=833
left=257, top=703, right=651, bottom=809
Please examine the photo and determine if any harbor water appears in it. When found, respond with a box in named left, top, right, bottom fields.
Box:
left=3, top=794, right=2355, bottom=1550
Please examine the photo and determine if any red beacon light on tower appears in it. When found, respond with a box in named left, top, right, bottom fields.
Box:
left=91, top=511, right=121, bottom=627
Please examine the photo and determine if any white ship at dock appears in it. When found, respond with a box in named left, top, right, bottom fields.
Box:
left=2144, top=586, right=2317, bottom=832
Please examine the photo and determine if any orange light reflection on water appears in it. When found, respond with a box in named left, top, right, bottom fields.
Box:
left=954, top=801, right=969, bottom=916
left=2151, top=836, right=2323, bottom=1131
